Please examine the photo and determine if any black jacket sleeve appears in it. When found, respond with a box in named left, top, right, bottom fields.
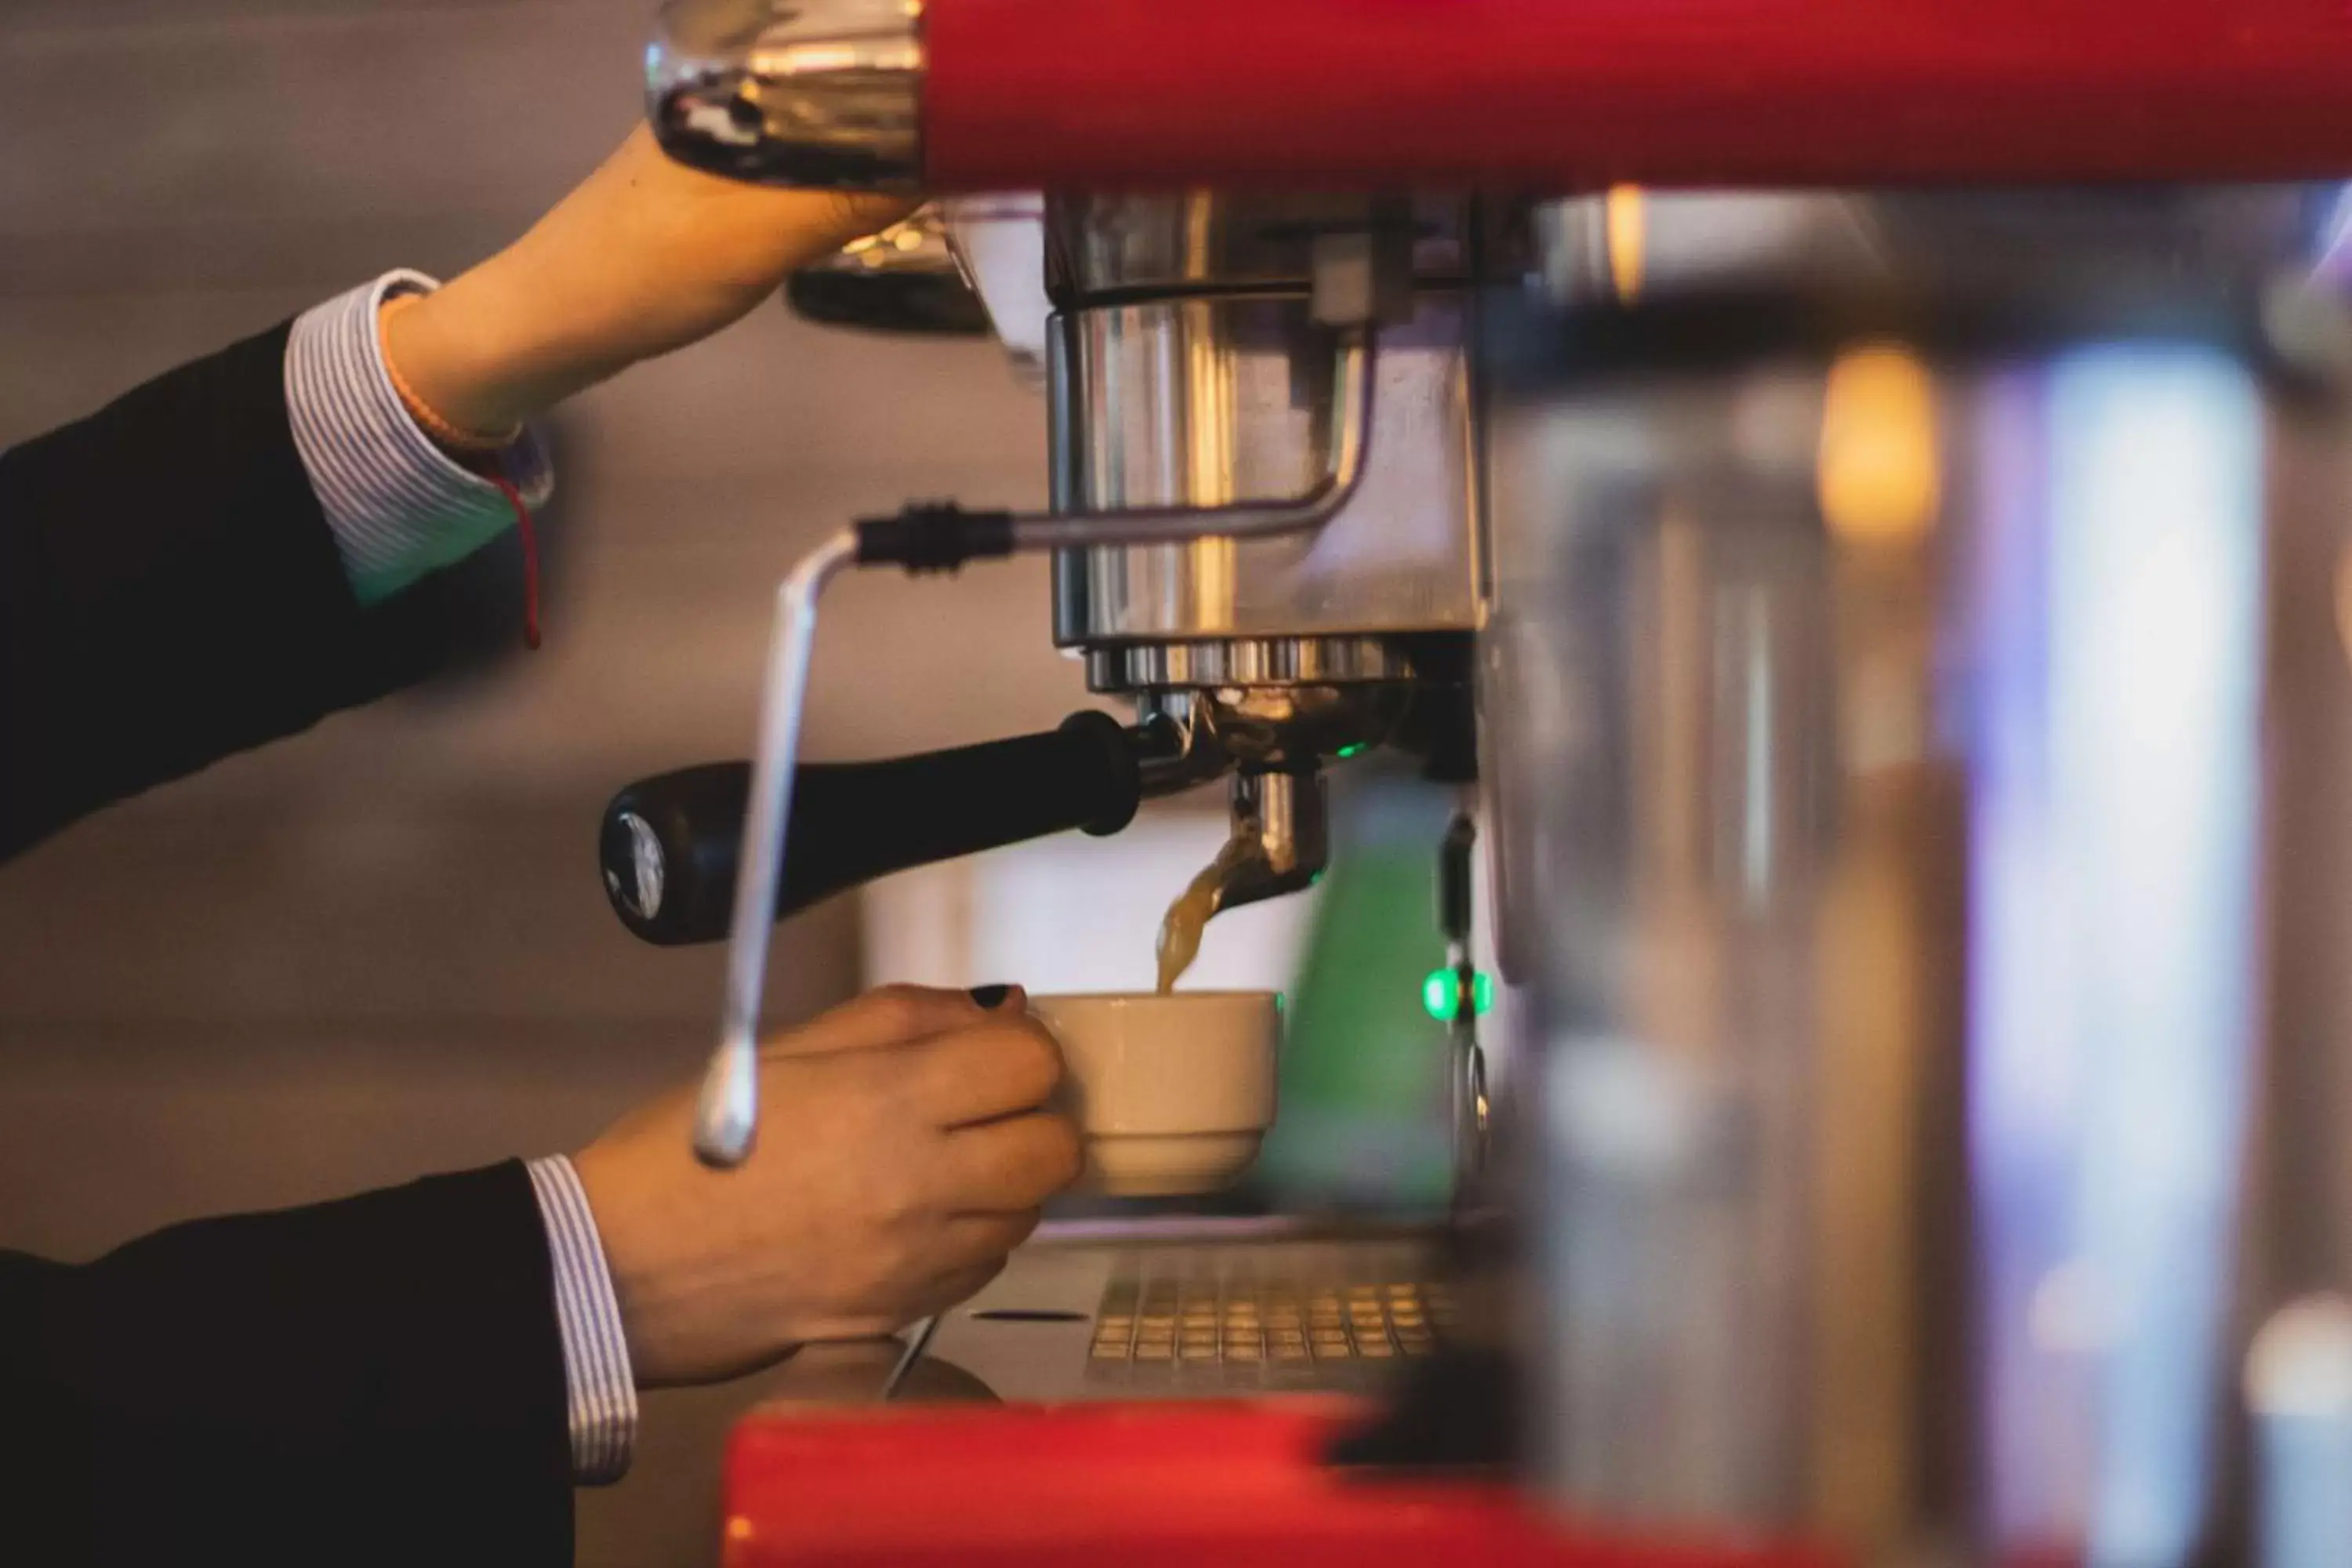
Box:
left=0, top=319, right=506, bottom=863
left=0, top=1163, right=575, bottom=1566
left=0, top=331, right=574, bottom=1561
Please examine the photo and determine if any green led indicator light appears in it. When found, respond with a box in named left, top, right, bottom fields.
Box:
left=1422, top=969, right=1495, bottom=1021
left=1422, top=970, right=1456, bottom=1021
left=1335, top=743, right=1367, bottom=759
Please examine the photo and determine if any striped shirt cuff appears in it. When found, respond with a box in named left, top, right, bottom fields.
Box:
left=524, top=1155, right=639, bottom=1486
left=285, top=270, right=554, bottom=607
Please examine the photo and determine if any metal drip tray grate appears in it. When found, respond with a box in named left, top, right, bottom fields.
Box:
left=1083, top=1243, right=1453, bottom=1392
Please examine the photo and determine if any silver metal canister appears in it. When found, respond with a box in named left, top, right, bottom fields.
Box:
left=1487, top=189, right=2350, bottom=1566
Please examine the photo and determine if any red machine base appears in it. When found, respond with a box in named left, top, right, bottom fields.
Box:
left=720, top=1399, right=1833, bottom=1567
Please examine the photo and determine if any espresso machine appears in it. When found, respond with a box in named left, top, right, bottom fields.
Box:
left=599, top=1, right=2352, bottom=1563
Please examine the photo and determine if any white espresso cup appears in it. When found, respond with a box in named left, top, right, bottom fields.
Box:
left=1029, top=992, right=1282, bottom=1196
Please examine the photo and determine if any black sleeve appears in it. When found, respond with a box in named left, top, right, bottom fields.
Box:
left=0, top=320, right=508, bottom=863
left=0, top=1162, right=575, bottom=1566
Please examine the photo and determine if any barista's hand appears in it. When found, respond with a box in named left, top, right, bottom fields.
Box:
left=572, top=985, right=1080, bottom=1387
left=382, top=127, right=914, bottom=437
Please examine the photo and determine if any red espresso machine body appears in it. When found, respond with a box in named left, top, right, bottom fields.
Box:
left=920, top=0, right=2352, bottom=190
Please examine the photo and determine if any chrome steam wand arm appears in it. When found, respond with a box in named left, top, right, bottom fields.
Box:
left=840, top=325, right=1374, bottom=565
left=696, top=529, right=859, bottom=1166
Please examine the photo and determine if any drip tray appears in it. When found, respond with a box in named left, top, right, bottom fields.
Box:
left=914, top=1225, right=1446, bottom=1403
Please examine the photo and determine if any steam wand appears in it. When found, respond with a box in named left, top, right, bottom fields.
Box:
left=691, top=331, right=1375, bottom=1167
left=696, top=529, right=859, bottom=1163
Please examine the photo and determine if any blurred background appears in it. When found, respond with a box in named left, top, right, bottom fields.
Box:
left=0, top=2, right=1470, bottom=1560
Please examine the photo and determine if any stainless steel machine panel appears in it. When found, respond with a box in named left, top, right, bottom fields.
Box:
left=1051, top=292, right=1483, bottom=654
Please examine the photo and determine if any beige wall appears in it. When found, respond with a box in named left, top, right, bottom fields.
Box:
left=0, top=3, right=1087, bottom=1561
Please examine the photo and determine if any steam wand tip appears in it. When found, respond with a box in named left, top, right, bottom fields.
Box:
left=691, top=1039, right=760, bottom=1168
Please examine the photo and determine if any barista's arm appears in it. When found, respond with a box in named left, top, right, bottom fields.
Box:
left=0, top=1162, right=575, bottom=1566
left=0, top=985, right=1075, bottom=1563
left=0, top=315, right=424, bottom=863
left=0, top=129, right=905, bottom=866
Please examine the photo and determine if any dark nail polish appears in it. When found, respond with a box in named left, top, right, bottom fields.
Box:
left=968, top=984, right=1012, bottom=1009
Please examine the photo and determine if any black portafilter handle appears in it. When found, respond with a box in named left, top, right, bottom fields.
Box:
left=601, top=711, right=1144, bottom=946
